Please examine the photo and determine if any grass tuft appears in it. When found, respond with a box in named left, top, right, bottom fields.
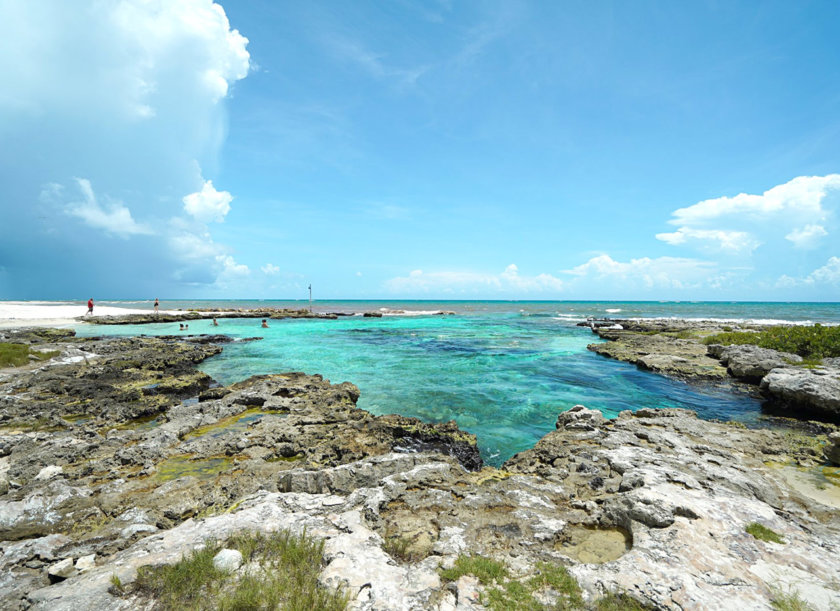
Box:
left=382, top=534, right=426, bottom=563
left=746, top=522, right=784, bottom=544
left=0, top=343, right=59, bottom=367
left=527, top=563, right=583, bottom=608
left=770, top=585, right=815, bottom=611
left=595, top=592, right=651, bottom=610
left=440, top=555, right=508, bottom=585
left=440, top=556, right=649, bottom=610
left=131, top=529, right=347, bottom=611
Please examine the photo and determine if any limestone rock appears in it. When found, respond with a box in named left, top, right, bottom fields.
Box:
left=760, top=367, right=840, bottom=420
left=75, top=555, right=96, bottom=572
left=556, top=404, right=606, bottom=430
left=34, top=465, right=63, bottom=481
left=826, top=432, right=840, bottom=466
left=713, top=344, right=801, bottom=383
left=47, top=558, right=74, bottom=582
left=588, top=328, right=729, bottom=380
left=212, top=549, right=243, bottom=573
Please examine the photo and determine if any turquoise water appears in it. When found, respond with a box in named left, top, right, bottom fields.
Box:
left=71, top=301, right=810, bottom=465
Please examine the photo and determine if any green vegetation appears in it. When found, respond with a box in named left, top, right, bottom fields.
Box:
left=440, top=556, right=648, bottom=610
left=440, top=555, right=508, bottom=585
left=746, top=522, right=784, bottom=544
left=703, top=324, right=840, bottom=360
left=382, top=534, right=424, bottom=563
left=133, top=529, right=347, bottom=611
left=110, top=574, right=124, bottom=594
left=0, top=343, right=59, bottom=367
left=594, top=592, right=651, bottom=610
left=770, top=585, right=814, bottom=611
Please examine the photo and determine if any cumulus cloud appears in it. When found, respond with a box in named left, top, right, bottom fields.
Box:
left=0, top=0, right=250, bottom=297
left=805, top=257, right=840, bottom=285
left=183, top=180, right=232, bottom=223
left=668, top=175, right=840, bottom=226
left=655, top=228, right=760, bottom=254
left=261, top=263, right=280, bottom=275
left=657, top=175, right=840, bottom=255
left=564, top=254, right=716, bottom=289
left=216, top=255, right=250, bottom=277
left=785, top=224, right=827, bottom=249
left=386, top=264, right=564, bottom=294
left=775, top=257, right=840, bottom=288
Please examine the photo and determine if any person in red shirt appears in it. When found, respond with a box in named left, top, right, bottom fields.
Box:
left=87, top=298, right=94, bottom=315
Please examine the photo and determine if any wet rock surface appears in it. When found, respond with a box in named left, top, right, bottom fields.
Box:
left=587, top=324, right=730, bottom=380
left=0, top=329, right=838, bottom=609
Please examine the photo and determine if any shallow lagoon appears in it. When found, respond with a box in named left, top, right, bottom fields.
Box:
left=78, top=312, right=763, bottom=465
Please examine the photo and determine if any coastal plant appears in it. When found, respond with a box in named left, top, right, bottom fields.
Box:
left=439, top=554, right=508, bottom=584
left=594, top=592, right=651, bottom=610
left=703, top=325, right=840, bottom=360
left=746, top=522, right=784, bottom=544
left=382, top=533, right=424, bottom=563
left=132, top=529, right=347, bottom=610
left=109, top=574, right=124, bottom=594
left=439, top=557, right=649, bottom=610
left=769, top=584, right=815, bottom=611
left=0, top=343, right=59, bottom=367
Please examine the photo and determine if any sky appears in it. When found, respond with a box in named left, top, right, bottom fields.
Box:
left=0, top=0, right=839, bottom=301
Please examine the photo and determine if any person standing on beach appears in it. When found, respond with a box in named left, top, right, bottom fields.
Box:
left=86, top=298, right=94, bottom=315
left=154, top=298, right=159, bottom=314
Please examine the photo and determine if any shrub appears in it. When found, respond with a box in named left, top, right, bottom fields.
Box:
left=703, top=325, right=840, bottom=359
left=132, top=530, right=347, bottom=611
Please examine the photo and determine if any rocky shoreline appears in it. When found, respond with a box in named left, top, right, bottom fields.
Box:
left=1, top=327, right=839, bottom=609
left=584, top=318, right=840, bottom=423
left=81, top=307, right=456, bottom=325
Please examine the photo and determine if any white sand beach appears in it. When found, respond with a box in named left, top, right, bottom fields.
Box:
left=0, top=302, right=174, bottom=329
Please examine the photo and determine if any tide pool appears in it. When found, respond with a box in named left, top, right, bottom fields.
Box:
left=77, top=310, right=764, bottom=465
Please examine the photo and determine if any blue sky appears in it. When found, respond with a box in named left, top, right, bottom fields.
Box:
left=1, top=0, right=839, bottom=300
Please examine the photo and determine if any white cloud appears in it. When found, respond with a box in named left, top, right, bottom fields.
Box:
left=658, top=175, right=839, bottom=255
left=805, top=256, right=840, bottom=285
left=63, top=178, right=153, bottom=238
left=785, top=224, right=827, bottom=249
left=564, top=254, right=716, bottom=289
left=668, top=175, right=840, bottom=226
left=261, top=263, right=280, bottom=275
left=774, top=257, right=840, bottom=288
left=183, top=180, right=232, bottom=223
left=0, top=0, right=249, bottom=118
left=655, top=228, right=760, bottom=253
left=0, top=0, right=251, bottom=295
left=386, top=264, right=564, bottom=294
left=216, top=254, right=250, bottom=277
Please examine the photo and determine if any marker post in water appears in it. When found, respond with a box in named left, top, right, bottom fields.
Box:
left=308, top=284, right=312, bottom=313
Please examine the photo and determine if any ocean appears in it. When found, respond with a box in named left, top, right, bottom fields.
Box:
left=75, top=300, right=840, bottom=465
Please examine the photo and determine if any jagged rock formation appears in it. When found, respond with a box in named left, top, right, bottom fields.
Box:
left=585, top=319, right=840, bottom=424
left=1, top=329, right=838, bottom=610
